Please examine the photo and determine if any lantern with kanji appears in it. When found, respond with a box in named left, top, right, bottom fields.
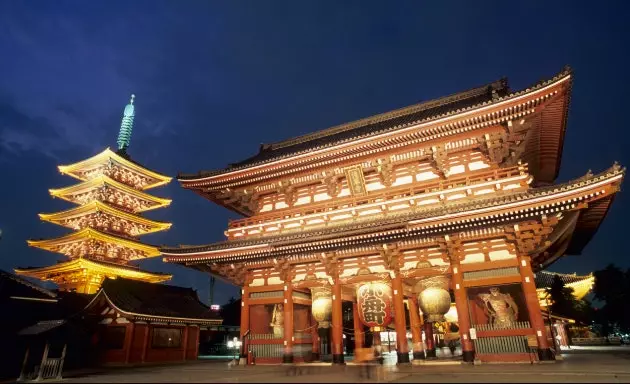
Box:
left=356, top=281, right=393, bottom=331
left=310, top=287, right=332, bottom=328
left=416, top=276, right=451, bottom=323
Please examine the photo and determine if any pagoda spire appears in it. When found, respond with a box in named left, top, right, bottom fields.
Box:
left=117, top=94, right=136, bottom=154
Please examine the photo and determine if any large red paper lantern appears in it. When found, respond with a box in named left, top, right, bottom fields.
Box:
left=356, top=281, right=393, bottom=331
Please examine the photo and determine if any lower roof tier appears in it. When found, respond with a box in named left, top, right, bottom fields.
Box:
left=85, top=277, right=221, bottom=325
left=162, top=164, right=624, bottom=274
left=28, top=227, right=161, bottom=261
left=15, top=258, right=171, bottom=294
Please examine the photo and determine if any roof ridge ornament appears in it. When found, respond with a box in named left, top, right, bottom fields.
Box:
left=117, top=94, right=136, bottom=154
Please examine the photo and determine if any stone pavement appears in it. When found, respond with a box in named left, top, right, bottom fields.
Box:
left=64, top=347, right=630, bottom=383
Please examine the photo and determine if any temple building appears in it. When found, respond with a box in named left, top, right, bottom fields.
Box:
left=16, top=95, right=173, bottom=293
left=162, top=67, right=624, bottom=364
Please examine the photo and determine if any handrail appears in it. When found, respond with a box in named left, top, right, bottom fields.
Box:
left=228, top=164, right=527, bottom=230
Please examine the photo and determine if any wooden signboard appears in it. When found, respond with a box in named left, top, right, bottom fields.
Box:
left=344, top=166, right=367, bottom=196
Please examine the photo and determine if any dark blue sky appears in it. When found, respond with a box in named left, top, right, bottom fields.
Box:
left=1, top=1, right=629, bottom=306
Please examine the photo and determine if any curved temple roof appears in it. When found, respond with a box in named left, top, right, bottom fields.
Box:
left=179, top=66, right=572, bottom=184
left=162, top=164, right=624, bottom=269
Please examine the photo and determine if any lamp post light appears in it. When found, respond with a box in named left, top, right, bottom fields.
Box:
left=227, top=337, right=242, bottom=362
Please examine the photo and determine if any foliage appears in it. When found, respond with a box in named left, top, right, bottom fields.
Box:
left=219, top=296, right=241, bottom=326
left=545, top=274, right=579, bottom=319
left=592, top=264, right=630, bottom=334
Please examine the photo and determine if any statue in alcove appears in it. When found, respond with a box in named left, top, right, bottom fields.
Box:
left=478, top=287, right=519, bottom=327
left=270, top=303, right=284, bottom=338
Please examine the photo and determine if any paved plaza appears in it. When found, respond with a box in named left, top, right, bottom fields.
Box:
left=60, top=347, right=630, bottom=383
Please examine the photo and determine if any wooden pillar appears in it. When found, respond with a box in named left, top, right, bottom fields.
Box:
left=18, top=347, right=30, bottom=381
left=423, top=322, right=436, bottom=358
left=35, top=342, right=50, bottom=381
left=451, top=263, right=475, bottom=362
left=193, top=325, right=201, bottom=360
left=283, top=283, right=294, bottom=363
left=392, top=274, right=410, bottom=364
left=56, top=344, right=67, bottom=380
left=124, top=323, right=135, bottom=364
left=407, top=294, right=425, bottom=360
left=331, top=276, right=344, bottom=364
left=519, top=255, right=554, bottom=360
left=352, top=302, right=364, bottom=351
left=240, top=285, right=250, bottom=363
left=140, top=324, right=150, bottom=363
left=182, top=326, right=189, bottom=361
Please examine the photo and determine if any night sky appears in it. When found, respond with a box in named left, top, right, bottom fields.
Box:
left=1, top=1, right=629, bottom=306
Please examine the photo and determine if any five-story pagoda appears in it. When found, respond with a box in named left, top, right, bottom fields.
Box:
left=16, top=95, right=173, bottom=294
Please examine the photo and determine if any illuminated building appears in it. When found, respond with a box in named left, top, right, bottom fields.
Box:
left=163, top=67, right=624, bottom=364
left=16, top=96, right=173, bottom=294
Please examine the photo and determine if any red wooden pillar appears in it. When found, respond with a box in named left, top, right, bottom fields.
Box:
left=451, top=263, right=475, bottom=362
left=283, top=283, right=294, bottom=363
left=192, top=325, right=200, bottom=360
left=182, top=326, right=189, bottom=361
left=331, top=276, right=344, bottom=364
left=407, top=294, right=425, bottom=360
left=240, top=285, right=250, bottom=363
left=519, top=255, right=554, bottom=360
left=124, top=323, right=135, bottom=364
left=392, top=274, right=410, bottom=364
left=352, top=302, right=364, bottom=350
left=140, top=324, right=150, bottom=363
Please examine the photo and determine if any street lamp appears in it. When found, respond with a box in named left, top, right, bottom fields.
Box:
left=227, top=337, right=242, bottom=361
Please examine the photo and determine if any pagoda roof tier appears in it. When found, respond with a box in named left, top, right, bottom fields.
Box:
left=85, top=277, right=222, bottom=325
left=57, top=148, right=171, bottom=190
left=28, top=228, right=161, bottom=261
left=39, top=200, right=172, bottom=236
left=179, top=67, right=572, bottom=191
left=14, top=258, right=171, bottom=284
left=163, top=164, right=623, bottom=270
left=49, top=175, right=172, bottom=213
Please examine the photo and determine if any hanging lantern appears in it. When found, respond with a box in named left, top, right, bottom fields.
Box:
left=356, top=281, right=393, bottom=331
left=416, top=276, right=451, bottom=323
left=310, top=287, right=332, bottom=328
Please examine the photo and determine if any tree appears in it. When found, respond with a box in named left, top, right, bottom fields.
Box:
left=545, top=275, right=579, bottom=320
left=593, top=264, right=630, bottom=334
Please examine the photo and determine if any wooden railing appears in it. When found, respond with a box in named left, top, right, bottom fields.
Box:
left=474, top=335, right=532, bottom=354
left=474, top=321, right=531, bottom=332
left=228, top=164, right=527, bottom=231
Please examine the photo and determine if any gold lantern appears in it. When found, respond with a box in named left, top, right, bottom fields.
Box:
left=311, top=287, right=332, bottom=328
left=416, top=276, right=451, bottom=323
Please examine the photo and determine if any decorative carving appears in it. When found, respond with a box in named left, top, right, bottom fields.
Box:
left=428, top=145, right=449, bottom=178
left=378, top=244, right=402, bottom=272
left=477, top=130, right=510, bottom=165
left=373, top=158, right=394, bottom=187
left=437, top=234, right=464, bottom=263
left=278, top=181, right=297, bottom=207
left=504, top=217, right=558, bottom=256
left=322, top=172, right=341, bottom=198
